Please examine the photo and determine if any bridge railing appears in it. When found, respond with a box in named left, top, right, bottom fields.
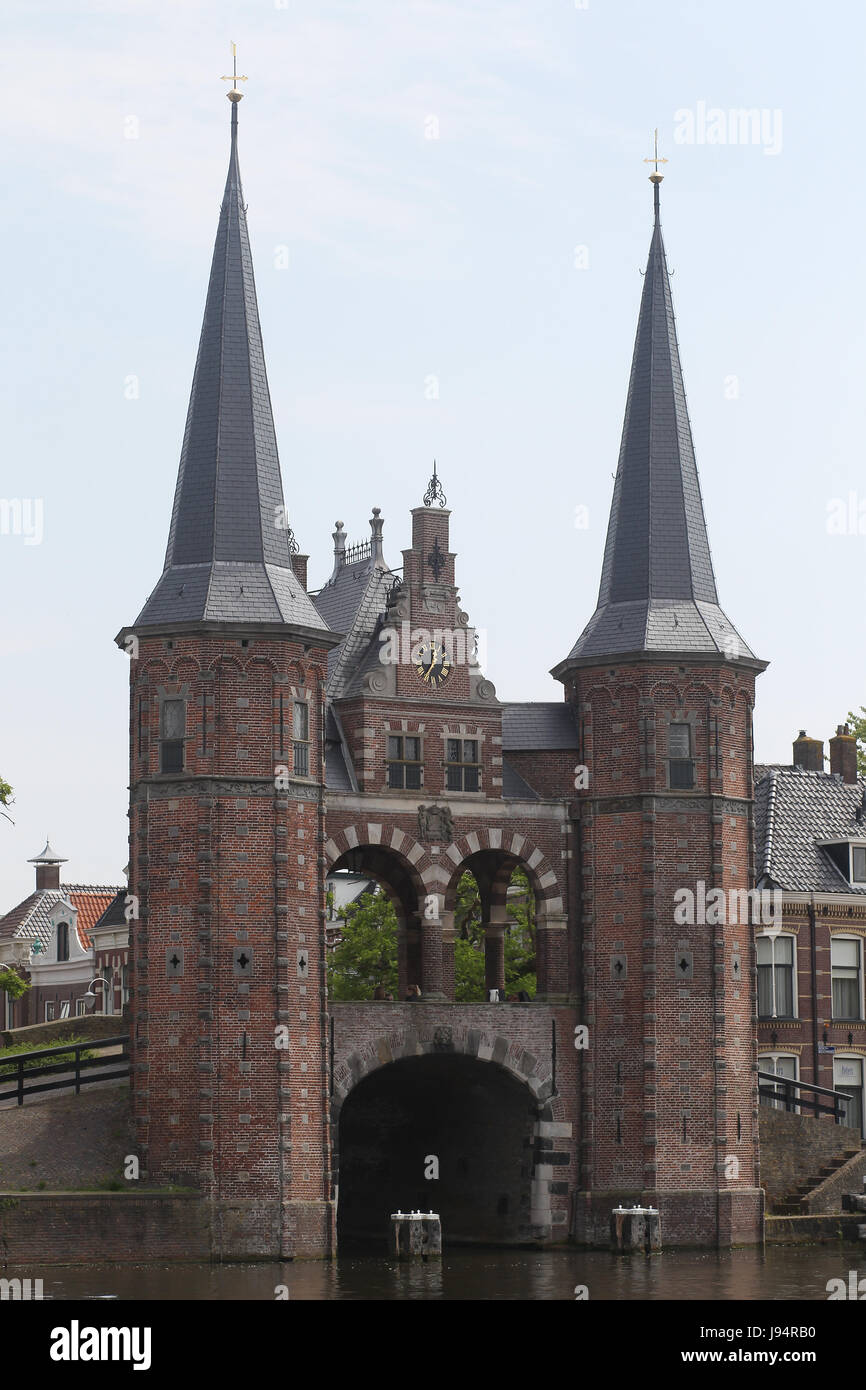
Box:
left=0, top=1035, right=130, bottom=1107
left=757, top=1070, right=850, bottom=1124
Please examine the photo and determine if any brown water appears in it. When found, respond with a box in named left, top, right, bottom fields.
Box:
left=14, top=1246, right=866, bottom=1301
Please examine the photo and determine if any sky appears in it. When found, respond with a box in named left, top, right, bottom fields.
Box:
left=2, top=0, right=865, bottom=909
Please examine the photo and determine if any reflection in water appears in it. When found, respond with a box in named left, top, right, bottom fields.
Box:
left=14, top=1247, right=866, bottom=1301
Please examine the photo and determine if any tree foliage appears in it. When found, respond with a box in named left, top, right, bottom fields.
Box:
left=453, top=867, right=536, bottom=1002
left=327, top=890, right=399, bottom=1001
left=0, top=968, right=30, bottom=1001
left=0, top=775, right=12, bottom=825
left=845, top=710, right=866, bottom=775
left=326, top=867, right=536, bottom=1002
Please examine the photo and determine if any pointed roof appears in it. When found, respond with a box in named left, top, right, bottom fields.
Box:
left=28, top=838, right=67, bottom=865
left=132, top=95, right=333, bottom=639
left=553, top=178, right=763, bottom=676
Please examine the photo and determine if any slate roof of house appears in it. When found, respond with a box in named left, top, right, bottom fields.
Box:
left=502, top=702, right=580, bottom=750
left=554, top=181, right=759, bottom=672
left=90, top=889, right=128, bottom=933
left=133, top=98, right=332, bottom=639
left=313, top=559, right=398, bottom=697
left=324, top=706, right=356, bottom=793
left=754, top=767, right=866, bottom=894
left=0, top=886, right=121, bottom=952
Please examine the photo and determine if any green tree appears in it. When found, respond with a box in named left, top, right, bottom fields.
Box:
left=0, top=968, right=29, bottom=1001
left=0, top=776, right=12, bottom=825
left=325, top=868, right=537, bottom=1002
left=327, top=890, right=399, bottom=1001
left=453, top=867, right=536, bottom=1002
left=845, top=711, right=866, bottom=775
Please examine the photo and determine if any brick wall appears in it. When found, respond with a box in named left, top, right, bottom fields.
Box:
left=759, top=1105, right=864, bottom=1208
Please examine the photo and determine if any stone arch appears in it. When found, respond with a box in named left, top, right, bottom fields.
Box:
left=324, top=823, right=427, bottom=874
left=441, top=830, right=561, bottom=916
left=325, top=832, right=429, bottom=997
left=332, top=1042, right=557, bottom=1248
left=439, top=834, right=564, bottom=1000
left=331, top=1028, right=553, bottom=1120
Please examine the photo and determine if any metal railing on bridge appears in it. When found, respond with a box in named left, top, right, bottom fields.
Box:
left=757, top=1070, right=851, bottom=1125
left=0, top=1035, right=130, bottom=1107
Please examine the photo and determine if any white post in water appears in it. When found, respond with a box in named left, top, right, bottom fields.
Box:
left=390, top=1210, right=443, bottom=1258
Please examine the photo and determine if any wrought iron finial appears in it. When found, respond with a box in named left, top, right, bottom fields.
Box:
left=643, top=127, right=668, bottom=183
left=423, top=460, right=447, bottom=509
left=221, top=40, right=248, bottom=102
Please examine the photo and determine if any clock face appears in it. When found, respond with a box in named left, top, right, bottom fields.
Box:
left=416, top=642, right=452, bottom=689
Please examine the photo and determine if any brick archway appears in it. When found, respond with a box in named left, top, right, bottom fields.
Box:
left=331, top=1025, right=555, bottom=1119
left=324, top=823, right=427, bottom=871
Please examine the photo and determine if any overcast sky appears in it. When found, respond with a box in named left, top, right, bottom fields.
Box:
left=2, top=0, right=865, bottom=908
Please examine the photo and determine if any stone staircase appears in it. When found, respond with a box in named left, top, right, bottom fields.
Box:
left=772, top=1144, right=863, bottom=1215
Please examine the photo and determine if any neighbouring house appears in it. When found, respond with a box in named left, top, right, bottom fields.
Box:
left=0, top=841, right=121, bottom=1028
left=755, top=725, right=866, bottom=1138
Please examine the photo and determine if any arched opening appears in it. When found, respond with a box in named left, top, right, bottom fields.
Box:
left=448, top=853, right=537, bottom=1002
left=336, top=1053, right=537, bottom=1249
left=327, top=846, right=425, bottom=1000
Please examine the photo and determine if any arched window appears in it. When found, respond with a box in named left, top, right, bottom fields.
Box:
left=56, top=922, right=69, bottom=962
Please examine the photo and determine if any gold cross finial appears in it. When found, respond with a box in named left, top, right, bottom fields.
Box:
left=221, top=41, right=248, bottom=102
left=643, top=128, right=668, bottom=182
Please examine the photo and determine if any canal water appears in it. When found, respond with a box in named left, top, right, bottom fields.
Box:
left=17, top=1246, right=866, bottom=1300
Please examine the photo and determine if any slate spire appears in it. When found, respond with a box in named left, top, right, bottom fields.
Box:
left=133, top=91, right=329, bottom=637
left=553, top=169, right=763, bottom=676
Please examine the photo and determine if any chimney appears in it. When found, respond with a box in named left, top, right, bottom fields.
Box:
left=290, top=553, right=309, bottom=591
left=792, top=730, right=824, bottom=772
left=27, top=839, right=67, bottom=891
left=830, top=724, right=858, bottom=784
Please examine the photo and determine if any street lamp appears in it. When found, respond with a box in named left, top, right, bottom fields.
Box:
left=81, top=977, right=110, bottom=1013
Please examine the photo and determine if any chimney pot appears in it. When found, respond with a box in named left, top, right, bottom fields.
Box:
left=829, top=724, right=858, bottom=784
left=792, top=730, right=824, bottom=772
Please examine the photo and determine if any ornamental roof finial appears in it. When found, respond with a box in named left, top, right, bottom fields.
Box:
left=221, top=40, right=248, bottom=103
left=423, top=460, right=447, bottom=509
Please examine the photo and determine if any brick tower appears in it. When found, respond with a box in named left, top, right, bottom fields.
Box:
left=117, top=85, right=339, bottom=1257
left=553, top=167, right=768, bottom=1245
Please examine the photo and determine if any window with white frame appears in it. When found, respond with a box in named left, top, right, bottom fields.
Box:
left=831, top=936, right=863, bottom=1021
left=45, top=1001, right=55, bottom=1022
left=76, top=997, right=88, bottom=1016
left=833, top=1055, right=864, bottom=1137
left=292, top=700, right=310, bottom=777
left=758, top=1053, right=798, bottom=1111
left=59, top=1000, right=70, bottom=1019
left=756, top=933, right=796, bottom=1018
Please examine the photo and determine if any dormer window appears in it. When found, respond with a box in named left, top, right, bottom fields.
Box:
left=668, top=722, right=694, bottom=790
left=56, top=922, right=69, bottom=962
left=818, top=840, right=866, bottom=885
